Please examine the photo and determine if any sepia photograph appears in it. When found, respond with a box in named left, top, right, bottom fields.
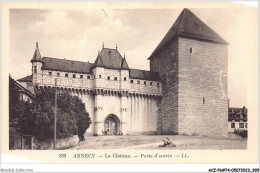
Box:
left=1, top=1, right=258, bottom=166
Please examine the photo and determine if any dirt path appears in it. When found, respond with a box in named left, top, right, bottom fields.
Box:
left=68, top=135, right=247, bottom=150
left=116, top=142, right=162, bottom=150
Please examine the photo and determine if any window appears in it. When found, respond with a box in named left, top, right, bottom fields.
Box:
left=114, top=77, right=117, bottom=81
left=26, top=83, right=31, bottom=88
left=57, top=73, right=60, bottom=77
left=124, top=77, right=127, bottom=81
left=107, top=76, right=110, bottom=80
left=87, top=76, right=90, bottom=79
left=231, top=123, right=235, bottom=128
left=73, top=74, right=76, bottom=78
left=94, top=75, right=95, bottom=78
left=34, top=66, right=37, bottom=73
left=137, top=80, right=140, bottom=84
left=130, top=80, right=133, bottom=83
left=49, top=72, right=52, bottom=76
left=157, top=83, right=159, bottom=86
left=144, top=81, right=146, bottom=85
left=245, top=123, right=248, bottom=128
left=99, top=75, right=102, bottom=78
left=239, top=123, right=244, bottom=128
left=80, top=75, right=83, bottom=78
left=150, top=82, right=153, bottom=85
left=65, top=73, right=68, bottom=77
left=190, top=47, right=192, bottom=53
left=203, top=97, right=205, bottom=104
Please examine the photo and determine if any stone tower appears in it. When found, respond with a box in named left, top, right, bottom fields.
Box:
left=149, top=8, right=228, bottom=137
left=91, top=47, right=131, bottom=135
left=31, top=42, right=43, bottom=85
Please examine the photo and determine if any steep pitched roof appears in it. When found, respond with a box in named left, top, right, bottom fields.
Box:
left=121, top=58, right=129, bottom=70
left=18, top=75, right=33, bottom=82
left=93, top=53, right=105, bottom=68
left=149, top=8, right=228, bottom=59
left=92, top=48, right=129, bottom=70
left=31, top=42, right=42, bottom=62
left=129, top=69, right=161, bottom=81
left=9, top=76, right=35, bottom=98
left=41, top=57, right=93, bottom=74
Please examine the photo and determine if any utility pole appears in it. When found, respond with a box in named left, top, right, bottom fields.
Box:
left=54, top=78, right=57, bottom=149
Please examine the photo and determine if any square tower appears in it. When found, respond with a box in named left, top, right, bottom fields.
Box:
left=149, top=9, right=228, bottom=137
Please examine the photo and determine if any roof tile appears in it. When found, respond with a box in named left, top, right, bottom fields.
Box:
left=42, top=57, right=93, bottom=74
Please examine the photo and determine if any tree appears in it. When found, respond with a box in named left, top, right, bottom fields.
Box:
left=9, top=77, right=30, bottom=149
left=9, top=79, right=92, bottom=147
left=30, top=90, right=92, bottom=141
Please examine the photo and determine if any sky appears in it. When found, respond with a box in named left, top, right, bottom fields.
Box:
left=9, top=6, right=257, bottom=107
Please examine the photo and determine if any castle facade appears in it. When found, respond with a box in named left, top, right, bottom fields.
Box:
left=18, top=9, right=229, bottom=137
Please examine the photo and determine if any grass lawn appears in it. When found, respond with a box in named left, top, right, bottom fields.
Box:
left=70, top=135, right=247, bottom=150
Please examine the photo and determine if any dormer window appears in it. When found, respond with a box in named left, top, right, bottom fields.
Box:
left=144, top=81, right=146, bottom=85
left=150, top=82, right=153, bottom=85
left=73, top=74, right=76, bottom=78
left=87, top=76, right=90, bottom=79
left=130, top=80, right=133, bottom=83
left=137, top=81, right=140, bottom=84
left=57, top=73, right=60, bottom=77
left=49, top=72, right=52, bottom=76
left=65, top=73, right=68, bottom=77
left=80, top=75, right=83, bottom=78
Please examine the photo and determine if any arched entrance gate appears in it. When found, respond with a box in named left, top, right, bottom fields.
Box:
left=104, top=114, right=120, bottom=135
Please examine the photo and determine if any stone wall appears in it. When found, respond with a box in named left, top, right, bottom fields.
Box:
left=127, top=95, right=158, bottom=134
left=67, top=92, right=160, bottom=136
left=41, top=70, right=93, bottom=89
left=177, top=37, right=228, bottom=137
left=33, top=135, right=79, bottom=150
left=76, top=93, right=95, bottom=135
left=34, top=68, right=161, bottom=96
left=150, top=37, right=228, bottom=137
left=150, top=38, right=179, bottom=134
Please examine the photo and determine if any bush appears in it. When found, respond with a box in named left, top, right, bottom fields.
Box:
left=9, top=86, right=92, bottom=143
left=29, top=90, right=92, bottom=141
left=233, top=129, right=247, bottom=138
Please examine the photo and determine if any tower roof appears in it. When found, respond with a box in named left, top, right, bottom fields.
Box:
left=31, top=42, right=42, bottom=62
left=92, top=48, right=129, bottom=70
left=149, top=8, right=228, bottom=59
left=121, top=57, right=129, bottom=70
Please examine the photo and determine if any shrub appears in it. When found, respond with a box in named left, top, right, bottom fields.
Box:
left=10, top=87, right=92, bottom=143
left=30, top=90, right=92, bottom=141
left=233, top=129, right=248, bottom=138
